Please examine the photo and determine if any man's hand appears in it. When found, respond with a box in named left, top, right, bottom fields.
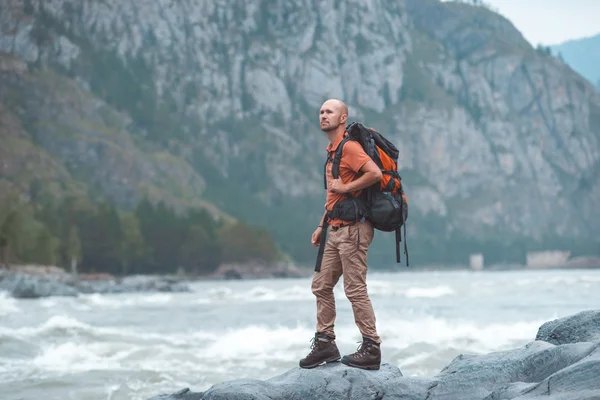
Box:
left=311, top=226, right=323, bottom=247
left=328, top=178, right=348, bottom=194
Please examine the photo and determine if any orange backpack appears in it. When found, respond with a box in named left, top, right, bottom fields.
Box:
left=327, top=122, right=409, bottom=266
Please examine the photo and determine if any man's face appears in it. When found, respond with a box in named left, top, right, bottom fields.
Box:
left=319, top=101, right=346, bottom=132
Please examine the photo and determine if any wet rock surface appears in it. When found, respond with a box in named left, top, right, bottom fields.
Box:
left=149, top=310, right=600, bottom=400
left=535, top=309, right=600, bottom=345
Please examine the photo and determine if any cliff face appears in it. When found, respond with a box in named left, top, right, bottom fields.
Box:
left=1, top=0, right=599, bottom=264
left=0, top=53, right=209, bottom=213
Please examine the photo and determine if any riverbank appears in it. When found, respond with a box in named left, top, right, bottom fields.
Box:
left=0, top=262, right=313, bottom=298
left=3, top=258, right=599, bottom=299
left=0, top=265, right=189, bottom=298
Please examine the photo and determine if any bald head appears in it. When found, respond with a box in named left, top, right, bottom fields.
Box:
left=319, top=98, right=348, bottom=134
left=322, top=99, right=348, bottom=116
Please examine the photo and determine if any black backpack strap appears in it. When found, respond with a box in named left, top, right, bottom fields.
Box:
left=331, top=136, right=350, bottom=179
left=395, top=228, right=401, bottom=263
left=395, top=194, right=409, bottom=267
left=314, top=212, right=331, bottom=272
left=323, top=136, right=350, bottom=187
left=404, top=222, right=409, bottom=266
left=402, top=192, right=409, bottom=266
left=323, top=154, right=332, bottom=190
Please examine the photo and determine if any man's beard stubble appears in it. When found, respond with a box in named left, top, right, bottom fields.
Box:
left=321, top=121, right=340, bottom=133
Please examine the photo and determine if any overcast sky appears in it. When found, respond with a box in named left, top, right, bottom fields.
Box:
left=482, top=0, right=600, bottom=45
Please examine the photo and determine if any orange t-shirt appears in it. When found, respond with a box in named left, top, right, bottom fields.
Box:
left=324, top=133, right=372, bottom=227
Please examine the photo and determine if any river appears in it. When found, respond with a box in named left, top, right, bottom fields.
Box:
left=1, top=268, right=599, bottom=400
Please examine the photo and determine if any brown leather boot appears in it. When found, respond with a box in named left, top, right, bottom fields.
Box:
left=341, top=337, right=381, bottom=370
left=299, top=333, right=341, bottom=369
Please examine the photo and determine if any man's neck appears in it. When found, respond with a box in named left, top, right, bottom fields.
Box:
left=327, top=127, right=346, bottom=144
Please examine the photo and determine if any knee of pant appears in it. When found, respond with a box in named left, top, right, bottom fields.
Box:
left=344, top=286, right=367, bottom=302
left=312, top=282, right=333, bottom=298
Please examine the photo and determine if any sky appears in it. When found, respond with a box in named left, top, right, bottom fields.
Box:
left=481, top=0, right=600, bottom=45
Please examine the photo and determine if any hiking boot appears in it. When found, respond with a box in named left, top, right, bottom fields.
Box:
left=299, top=332, right=341, bottom=369
left=341, top=337, right=381, bottom=370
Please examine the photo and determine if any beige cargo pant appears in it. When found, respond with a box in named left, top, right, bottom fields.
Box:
left=311, top=220, right=381, bottom=343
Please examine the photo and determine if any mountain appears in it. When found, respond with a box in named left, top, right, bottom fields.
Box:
left=550, top=33, right=600, bottom=90
left=1, top=0, right=599, bottom=268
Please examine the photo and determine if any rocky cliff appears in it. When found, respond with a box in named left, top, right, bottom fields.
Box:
left=1, top=0, right=599, bottom=265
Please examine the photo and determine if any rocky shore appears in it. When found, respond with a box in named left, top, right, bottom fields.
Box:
left=0, top=265, right=190, bottom=298
left=0, top=261, right=312, bottom=299
left=149, top=309, right=600, bottom=400
left=209, top=261, right=312, bottom=280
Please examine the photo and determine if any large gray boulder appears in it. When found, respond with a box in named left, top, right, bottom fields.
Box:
left=201, top=363, right=429, bottom=400
left=150, top=363, right=430, bottom=400
left=481, top=341, right=600, bottom=399
left=427, top=340, right=600, bottom=400
left=535, top=309, right=600, bottom=345
left=149, top=310, right=600, bottom=400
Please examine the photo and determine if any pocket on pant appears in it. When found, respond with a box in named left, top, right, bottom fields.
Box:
left=346, top=221, right=374, bottom=248
left=359, top=221, right=375, bottom=246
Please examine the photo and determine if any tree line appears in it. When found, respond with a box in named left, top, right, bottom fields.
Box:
left=0, top=190, right=281, bottom=276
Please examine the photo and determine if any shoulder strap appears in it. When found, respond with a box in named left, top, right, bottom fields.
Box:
left=323, top=154, right=332, bottom=190
left=323, top=136, right=351, bottom=189
left=332, top=136, right=350, bottom=179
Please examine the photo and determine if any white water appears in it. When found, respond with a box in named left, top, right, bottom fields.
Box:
left=1, top=269, right=599, bottom=400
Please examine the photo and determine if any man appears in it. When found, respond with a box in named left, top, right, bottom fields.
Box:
left=299, top=99, right=383, bottom=371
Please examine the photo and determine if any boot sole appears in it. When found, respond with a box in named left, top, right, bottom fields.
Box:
left=299, top=354, right=341, bottom=369
left=340, top=358, right=380, bottom=370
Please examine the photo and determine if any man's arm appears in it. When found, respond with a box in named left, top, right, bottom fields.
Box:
left=311, top=209, right=329, bottom=246
left=345, top=160, right=382, bottom=192
left=329, top=160, right=382, bottom=194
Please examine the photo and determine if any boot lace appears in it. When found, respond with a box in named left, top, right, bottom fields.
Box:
left=351, top=340, right=375, bottom=359
left=307, top=335, right=322, bottom=356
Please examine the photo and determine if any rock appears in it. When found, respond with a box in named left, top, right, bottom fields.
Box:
left=149, top=388, right=204, bottom=400
left=426, top=341, right=599, bottom=399
left=149, top=363, right=431, bottom=400
left=211, top=262, right=311, bottom=280
left=535, top=309, right=600, bottom=345
left=0, top=268, right=191, bottom=298
left=117, top=275, right=190, bottom=292
left=148, top=310, right=600, bottom=400
left=0, top=273, right=78, bottom=298
left=75, top=275, right=191, bottom=294
left=222, top=269, right=243, bottom=280
left=482, top=344, right=600, bottom=399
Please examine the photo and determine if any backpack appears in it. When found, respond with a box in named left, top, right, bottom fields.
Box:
left=314, top=121, right=409, bottom=272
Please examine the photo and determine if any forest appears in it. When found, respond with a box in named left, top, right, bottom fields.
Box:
left=0, top=188, right=281, bottom=276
